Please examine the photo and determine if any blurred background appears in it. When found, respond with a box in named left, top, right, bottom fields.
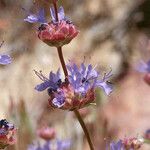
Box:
left=0, top=0, right=150, bottom=149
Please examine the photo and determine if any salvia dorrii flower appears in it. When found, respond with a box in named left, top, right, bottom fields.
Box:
left=0, top=119, right=17, bottom=149
left=28, top=139, right=71, bottom=150
left=24, top=6, right=79, bottom=47
left=37, top=126, right=56, bottom=141
left=34, top=62, right=112, bottom=110
left=122, top=137, right=144, bottom=150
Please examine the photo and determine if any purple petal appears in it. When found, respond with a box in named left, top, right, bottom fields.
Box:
left=58, top=6, right=65, bottom=21
left=35, top=81, right=51, bottom=91
left=50, top=6, right=65, bottom=22
left=24, top=8, right=46, bottom=24
left=96, top=81, right=113, bottom=95
left=0, top=54, right=12, bottom=65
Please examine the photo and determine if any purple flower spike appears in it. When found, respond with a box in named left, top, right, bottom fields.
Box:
left=34, top=69, right=61, bottom=92
left=50, top=6, right=65, bottom=23
left=24, top=8, right=46, bottom=24
left=0, top=54, right=12, bottom=65
left=136, top=60, right=150, bottom=73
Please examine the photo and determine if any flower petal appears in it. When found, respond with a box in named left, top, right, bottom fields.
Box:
left=0, top=54, right=12, bottom=65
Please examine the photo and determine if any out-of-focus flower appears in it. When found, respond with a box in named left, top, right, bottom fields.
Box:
left=37, top=126, right=56, bottom=141
left=28, top=139, right=71, bottom=150
left=0, top=41, right=12, bottom=65
left=144, top=129, right=150, bottom=140
left=0, top=54, right=12, bottom=65
left=106, top=140, right=124, bottom=150
left=122, top=137, right=144, bottom=150
left=136, top=60, right=150, bottom=85
left=24, top=6, right=79, bottom=47
left=35, top=62, right=112, bottom=110
left=0, top=119, right=17, bottom=149
left=137, top=60, right=150, bottom=73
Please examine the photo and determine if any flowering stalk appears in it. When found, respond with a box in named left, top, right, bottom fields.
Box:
left=52, top=1, right=94, bottom=150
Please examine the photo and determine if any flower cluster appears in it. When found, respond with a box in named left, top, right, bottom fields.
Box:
left=0, top=119, right=16, bottom=149
left=35, top=62, right=112, bottom=110
left=107, top=137, right=144, bottom=150
left=24, top=6, right=79, bottom=47
left=0, top=41, right=12, bottom=65
left=122, top=137, right=144, bottom=150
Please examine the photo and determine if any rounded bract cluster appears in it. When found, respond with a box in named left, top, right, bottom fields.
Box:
left=38, top=21, right=79, bottom=47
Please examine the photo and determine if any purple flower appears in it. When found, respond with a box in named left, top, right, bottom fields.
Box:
left=34, top=69, right=61, bottom=92
left=106, top=140, right=124, bottom=150
left=136, top=60, right=150, bottom=73
left=24, top=8, right=46, bottom=24
left=0, top=54, right=12, bottom=65
left=67, top=62, right=113, bottom=95
left=28, top=139, right=71, bottom=150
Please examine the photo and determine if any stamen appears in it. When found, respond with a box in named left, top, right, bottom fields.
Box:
left=34, top=70, right=49, bottom=81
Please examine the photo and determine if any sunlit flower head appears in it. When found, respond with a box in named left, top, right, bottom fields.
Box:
left=35, top=62, right=112, bottom=110
left=24, top=6, right=79, bottom=47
